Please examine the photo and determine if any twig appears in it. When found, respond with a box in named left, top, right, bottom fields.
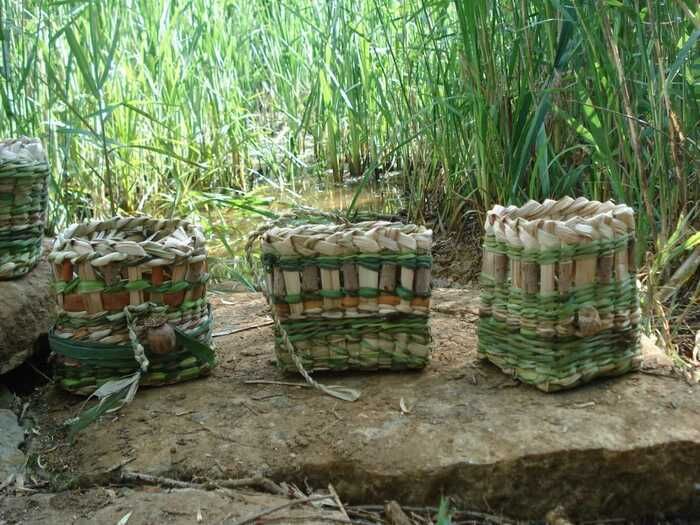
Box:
left=120, top=471, right=285, bottom=495
left=213, top=321, right=273, bottom=338
left=349, top=505, right=509, bottom=523
left=215, top=476, right=286, bottom=496
left=345, top=508, right=383, bottom=524
left=244, top=380, right=313, bottom=388
left=256, top=516, right=364, bottom=524
left=223, top=495, right=332, bottom=525
left=121, top=471, right=195, bottom=489
left=28, top=361, right=55, bottom=384
left=328, top=483, right=351, bottom=522
left=251, top=393, right=285, bottom=401
left=19, top=402, right=30, bottom=424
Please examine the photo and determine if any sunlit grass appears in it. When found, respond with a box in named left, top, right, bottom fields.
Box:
left=0, top=0, right=697, bottom=249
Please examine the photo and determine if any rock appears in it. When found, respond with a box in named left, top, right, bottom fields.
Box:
left=0, top=250, right=56, bottom=374
left=0, top=408, right=25, bottom=484
left=33, top=289, right=700, bottom=521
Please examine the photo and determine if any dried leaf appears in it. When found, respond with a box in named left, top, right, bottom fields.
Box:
left=399, top=397, right=411, bottom=415
left=117, top=511, right=132, bottom=525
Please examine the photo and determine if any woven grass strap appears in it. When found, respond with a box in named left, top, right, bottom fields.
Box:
left=64, top=302, right=215, bottom=433
left=276, top=318, right=360, bottom=402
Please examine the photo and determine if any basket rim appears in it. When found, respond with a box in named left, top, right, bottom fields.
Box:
left=0, top=137, right=47, bottom=167
left=484, top=197, right=635, bottom=247
left=262, top=220, right=432, bottom=256
left=49, top=215, right=206, bottom=265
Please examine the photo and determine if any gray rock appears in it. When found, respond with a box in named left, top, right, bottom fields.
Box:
left=33, top=290, right=700, bottom=520
left=0, top=250, right=56, bottom=374
left=0, top=408, right=25, bottom=483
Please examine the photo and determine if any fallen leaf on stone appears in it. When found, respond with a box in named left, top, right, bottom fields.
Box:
left=399, top=398, right=411, bottom=415
left=117, top=511, right=132, bottom=525
left=197, top=508, right=203, bottom=522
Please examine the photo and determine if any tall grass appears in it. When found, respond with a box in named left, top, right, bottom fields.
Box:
left=0, top=0, right=697, bottom=252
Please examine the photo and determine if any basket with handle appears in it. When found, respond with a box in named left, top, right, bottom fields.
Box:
left=48, top=216, right=215, bottom=397
left=0, top=137, right=50, bottom=279
left=254, top=216, right=433, bottom=400
left=478, top=197, right=641, bottom=391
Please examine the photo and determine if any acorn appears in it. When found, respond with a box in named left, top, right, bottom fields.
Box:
left=145, top=315, right=177, bottom=355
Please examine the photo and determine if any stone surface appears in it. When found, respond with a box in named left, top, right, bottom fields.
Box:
left=0, top=249, right=56, bottom=374
left=0, top=409, right=25, bottom=484
left=33, top=287, right=700, bottom=520
left=0, top=487, right=344, bottom=524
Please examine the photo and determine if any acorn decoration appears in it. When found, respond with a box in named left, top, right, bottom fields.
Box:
left=145, top=314, right=177, bottom=355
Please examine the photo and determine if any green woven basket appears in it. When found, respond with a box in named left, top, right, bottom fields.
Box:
left=48, top=216, right=215, bottom=395
left=0, top=137, right=49, bottom=279
left=261, top=220, right=433, bottom=375
left=478, top=197, right=641, bottom=392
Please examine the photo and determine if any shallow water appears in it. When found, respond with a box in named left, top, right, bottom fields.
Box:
left=207, top=179, right=402, bottom=282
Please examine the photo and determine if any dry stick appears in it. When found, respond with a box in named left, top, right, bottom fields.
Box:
left=328, top=483, right=352, bottom=523
left=212, top=321, right=274, bottom=338
left=601, top=12, right=656, bottom=239
left=659, top=246, right=700, bottom=302
left=120, top=471, right=285, bottom=496
left=121, top=471, right=193, bottom=488
left=349, top=504, right=509, bottom=523
left=253, top=516, right=366, bottom=525
left=244, top=380, right=313, bottom=388
left=223, top=495, right=333, bottom=525
left=214, top=477, right=285, bottom=496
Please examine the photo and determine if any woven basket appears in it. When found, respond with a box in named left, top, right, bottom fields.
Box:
left=48, top=216, right=215, bottom=394
left=261, top=220, right=433, bottom=373
left=0, top=137, right=49, bottom=279
left=478, top=197, right=641, bottom=392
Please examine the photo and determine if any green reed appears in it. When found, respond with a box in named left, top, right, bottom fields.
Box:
left=0, top=0, right=696, bottom=253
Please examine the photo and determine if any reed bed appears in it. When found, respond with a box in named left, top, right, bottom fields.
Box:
left=0, top=1, right=696, bottom=240
left=0, top=0, right=697, bottom=356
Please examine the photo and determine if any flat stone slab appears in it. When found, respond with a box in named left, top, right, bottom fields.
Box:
left=0, top=408, right=25, bottom=485
left=0, top=249, right=56, bottom=374
left=35, top=288, right=700, bottom=520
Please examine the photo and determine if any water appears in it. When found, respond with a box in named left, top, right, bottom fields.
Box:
left=206, top=178, right=403, bottom=283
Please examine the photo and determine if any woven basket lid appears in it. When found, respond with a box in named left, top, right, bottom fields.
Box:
left=261, top=220, right=432, bottom=257
left=49, top=216, right=206, bottom=267
left=0, top=137, right=47, bottom=171
left=485, top=197, right=635, bottom=250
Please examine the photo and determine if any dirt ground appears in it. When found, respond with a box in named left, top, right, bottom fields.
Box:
left=0, top=486, right=350, bottom=524
left=2, top=287, right=700, bottom=523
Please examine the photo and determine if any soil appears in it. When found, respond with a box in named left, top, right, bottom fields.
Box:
left=1, top=286, right=697, bottom=524
left=0, top=486, right=345, bottom=524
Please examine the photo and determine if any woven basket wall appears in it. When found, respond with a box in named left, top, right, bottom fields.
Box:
left=261, top=220, right=433, bottom=372
left=0, top=138, right=49, bottom=279
left=478, top=197, right=641, bottom=392
left=48, top=216, right=214, bottom=394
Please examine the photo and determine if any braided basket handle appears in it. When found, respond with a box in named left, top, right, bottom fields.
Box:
left=277, top=319, right=360, bottom=402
